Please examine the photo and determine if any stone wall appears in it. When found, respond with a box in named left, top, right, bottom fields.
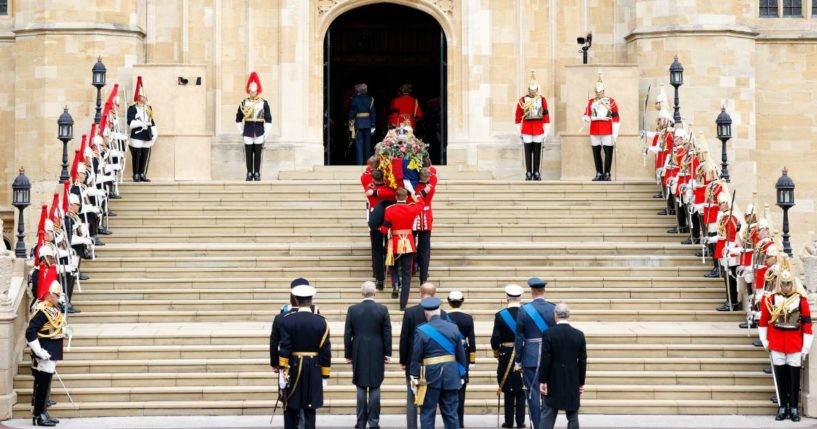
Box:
left=0, top=251, right=28, bottom=420
left=1, top=0, right=817, bottom=246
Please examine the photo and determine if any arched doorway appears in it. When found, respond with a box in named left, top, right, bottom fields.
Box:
left=323, top=3, right=447, bottom=165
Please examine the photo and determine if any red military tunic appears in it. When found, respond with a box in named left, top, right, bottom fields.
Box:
left=584, top=97, right=620, bottom=135
left=651, top=131, right=673, bottom=171
left=703, top=182, right=724, bottom=226
left=414, top=177, right=436, bottom=231
left=739, top=225, right=759, bottom=268
left=388, top=95, right=424, bottom=129
left=715, top=212, right=739, bottom=259
left=366, top=183, right=396, bottom=211
left=381, top=197, right=424, bottom=254
left=693, top=175, right=710, bottom=206
left=360, top=167, right=373, bottom=191
left=760, top=293, right=813, bottom=354
left=515, top=95, right=550, bottom=136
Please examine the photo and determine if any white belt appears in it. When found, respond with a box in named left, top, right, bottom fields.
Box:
left=526, top=338, right=542, bottom=343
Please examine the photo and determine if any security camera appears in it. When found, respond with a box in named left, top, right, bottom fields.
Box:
left=178, top=77, right=189, bottom=85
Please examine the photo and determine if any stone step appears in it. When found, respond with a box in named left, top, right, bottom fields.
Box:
left=76, top=287, right=725, bottom=301
left=13, top=382, right=775, bottom=404
left=20, top=343, right=763, bottom=362
left=10, top=398, right=776, bottom=417
left=109, top=197, right=666, bottom=209
left=62, top=322, right=759, bottom=347
left=101, top=232, right=686, bottom=244
left=92, top=242, right=696, bottom=258
left=64, top=308, right=744, bottom=323
left=13, top=370, right=771, bottom=391
left=85, top=254, right=708, bottom=269
left=79, top=276, right=723, bottom=290
left=81, top=265, right=713, bottom=279
left=69, top=297, right=726, bottom=313
left=117, top=179, right=659, bottom=192
left=111, top=189, right=669, bottom=200
left=106, top=214, right=676, bottom=226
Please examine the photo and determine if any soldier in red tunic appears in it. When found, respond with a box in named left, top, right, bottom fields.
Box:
left=389, top=84, right=424, bottom=130
left=366, top=169, right=397, bottom=290
left=702, top=179, right=728, bottom=278
left=381, top=188, right=424, bottom=310
left=643, top=83, right=674, bottom=193
left=706, top=192, right=741, bottom=311
left=582, top=73, right=620, bottom=181
left=414, top=168, right=436, bottom=284
left=515, top=71, right=551, bottom=181
left=759, top=257, right=813, bottom=422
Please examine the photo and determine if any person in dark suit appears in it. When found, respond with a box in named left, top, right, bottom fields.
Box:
left=345, top=281, right=392, bottom=429
left=348, top=83, right=376, bottom=165
left=400, top=282, right=447, bottom=429
left=446, top=290, right=475, bottom=428
left=514, top=277, right=556, bottom=429
left=538, top=303, right=587, bottom=429
left=491, top=284, right=526, bottom=428
left=410, top=297, right=468, bottom=429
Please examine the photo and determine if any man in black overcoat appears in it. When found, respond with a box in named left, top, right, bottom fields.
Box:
left=345, top=281, right=392, bottom=429
left=538, top=302, right=587, bottom=429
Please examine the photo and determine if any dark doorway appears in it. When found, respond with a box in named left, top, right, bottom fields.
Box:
left=323, top=3, right=447, bottom=165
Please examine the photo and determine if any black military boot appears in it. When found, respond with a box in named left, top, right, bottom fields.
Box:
left=592, top=146, right=603, bottom=181
left=774, top=365, right=790, bottom=420
left=789, top=365, right=801, bottom=421
left=523, top=143, right=533, bottom=181
left=252, top=144, right=263, bottom=181
left=130, top=147, right=142, bottom=182
left=532, top=143, right=542, bottom=181
left=33, top=414, right=56, bottom=426
left=375, top=280, right=384, bottom=291
left=244, top=145, right=254, bottom=181
left=602, top=145, right=613, bottom=181
left=776, top=406, right=789, bottom=421
left=704, top=267, right=720, bottom=278
left=140, top=148, right=152, bottom=182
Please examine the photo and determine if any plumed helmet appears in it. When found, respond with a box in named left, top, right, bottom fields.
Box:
left=594, top=72, right=605, bottom=93
left=246, top=71, right=262, bottom=95
left=528, top=70, right=540, bottom=92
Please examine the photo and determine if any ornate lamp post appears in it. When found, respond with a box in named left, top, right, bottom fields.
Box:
left=716, top=106, right=733, bottom=183
left=669, top=56, right=684, bottom=124
left=775, top=168, right=795, bottom=257
left=57, top=106, right=74, bottom=183
left=92, top=57, right=107, bottom=124
left=11, top=168, right=32, bottom=258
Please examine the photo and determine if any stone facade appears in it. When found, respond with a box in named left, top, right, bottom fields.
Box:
left=0, top=0, right=816, bottom=248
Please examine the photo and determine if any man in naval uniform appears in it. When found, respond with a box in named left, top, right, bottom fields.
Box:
left=759, top=257, right=813, bottom=422
left=491, top=284, right=526, bottom=428
left=278, top=284, right=331, bottom=429
left=446, top=290, right=476, bottom=427
left=348, top=83, right=377, bottom=165
left=515, top=71, right=551, bottom=181
left=400, top=283, right=448, bottom=429
left=582, top=73, right=620, bottom=181
left=26, top=281, right=66, bottom=427
left=127, top=76, right=157, bottom=182
left=513, top=277, right=556, bottom=429
left=235, top=71, right=272, bottom=181
left=409, top=296, right=468, bottom=429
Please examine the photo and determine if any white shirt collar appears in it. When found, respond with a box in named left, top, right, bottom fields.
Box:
left=362, top=298, right=375, bottom=302
left=556, top=320, right=570, bottom=325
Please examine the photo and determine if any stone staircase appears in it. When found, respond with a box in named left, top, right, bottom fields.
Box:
left=12, top=168, right=775, bottom=417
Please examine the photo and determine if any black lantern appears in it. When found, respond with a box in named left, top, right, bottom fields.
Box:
left=92, top=56, right=107, bottom=124
left=716, top=106, right=733, bottom=183
left=11, top=167, right=32, bottom=258
left=775, top=167, right=795, bottom=257
left=669, top=56, right=684, bottom=124
left=57, top=106, right=74, bottom=183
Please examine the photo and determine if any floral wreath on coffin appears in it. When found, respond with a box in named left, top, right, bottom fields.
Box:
left=375, top=123, right=429, bottom=190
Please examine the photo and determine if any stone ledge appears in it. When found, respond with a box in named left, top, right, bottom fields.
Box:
left=625, top=24, right=759, bottom=41
left=13, top=22, right=145, bottom=38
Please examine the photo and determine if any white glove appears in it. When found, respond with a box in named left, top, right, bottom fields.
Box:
left=705, top=236, right=718, bottom=244
left=235, top=122, right=243, bottom=133
left=543, top=123, right=551, bottom=140
left=647, top=145, right=660, bottom=154
left=410, top=376, right=419, bottom=396
left=264, top=123, right=272, bottom=136
left=612, top=123, right=620, bottom=142
left=278, top=371, right=287, bottom=389
left=322, top=379, right=328, bottom=388
left=516, top=124, right=522, bottom=135
left=468, top=364, right=475, bottom=371
left=582, top=115, right=590, bottom=124
left=129, top=120, right=145, bottom=130
left=461, top=378, right=465, bottom=386
left=28, top=340, right=51, bottom=360
left=754, top=291, right=763, bottom=305
left=150, top=126, right=158, bottom=142
left=803, top=334, right=813, bottom=357
left=639, top=130, right=645, bottom=139
left=371, top=128, right=375, bottom=134
left=758, top=327, right=769, bottom=351
left=513, top=362, right=522, bottom=372
left=742, top=269, right=754, bottom=284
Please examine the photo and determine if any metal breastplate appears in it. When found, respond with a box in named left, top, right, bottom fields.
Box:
left=241, top=98, right=265, bottom=121
left=771, top=294, right=802, bottom=331
left=522, top=96, right=544, bottom=120
left=591, top=97, right=611, bottom=119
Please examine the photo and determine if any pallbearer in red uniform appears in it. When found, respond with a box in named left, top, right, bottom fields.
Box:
left=515, top=71, right=551, bottom=181
left=414, top=168, right=436, bottom=284
left=582, top=73, right=620, bottom=181
left=759, top=256, right=813, bottom=422
left=389, top=84, right=424, bottom=129
left=381, top=188, right=424, bottom=310
left=366, top=169, right=396, bottom=291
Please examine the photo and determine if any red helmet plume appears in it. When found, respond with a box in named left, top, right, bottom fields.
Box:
left=245, top=72, right=262, bottom=95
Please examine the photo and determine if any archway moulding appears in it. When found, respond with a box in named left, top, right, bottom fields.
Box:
left=315, top=0, right=455, bottom=42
